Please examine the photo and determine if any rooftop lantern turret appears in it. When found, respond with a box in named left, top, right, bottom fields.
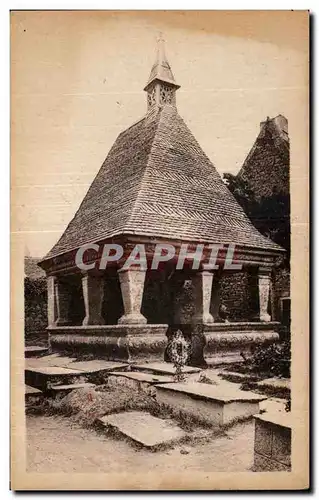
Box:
left=144, top=34, right=180, bottom=111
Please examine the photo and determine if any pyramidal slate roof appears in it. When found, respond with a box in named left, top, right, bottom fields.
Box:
left=43, top=103, right=282, bottom=262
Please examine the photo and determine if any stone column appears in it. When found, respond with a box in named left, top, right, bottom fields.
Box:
left=55, top=279, right=71, bottom=326
left=47, top=276, right=57, bottom=326
left=118, top=268, right=147, bottom=325
left=258, top=267, right=272, bottom=322
left=210, top=274, right=221, bottom=321
left=82, top=274, right=105, bottom=326
left=191, top=270, right=214, bottom=324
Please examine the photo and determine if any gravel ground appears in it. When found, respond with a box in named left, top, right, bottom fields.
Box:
left=27, top=415, right=255, bottom=473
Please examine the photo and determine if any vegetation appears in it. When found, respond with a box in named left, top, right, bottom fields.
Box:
left=223, top=173, right=290, bottom=262
left=24, top=276, right=47, bottom=344
left=249, top=340, right=291, bottom=378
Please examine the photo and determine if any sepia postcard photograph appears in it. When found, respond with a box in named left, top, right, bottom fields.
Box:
left=10, top=9, right=309, bottom=490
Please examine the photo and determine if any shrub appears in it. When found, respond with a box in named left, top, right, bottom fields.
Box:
left=249, top=340, right=291, bottom=378
left=24, top=277, right=47, bottom=341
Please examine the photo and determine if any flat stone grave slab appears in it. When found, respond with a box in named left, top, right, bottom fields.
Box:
left=25, top=346, right=48, bottom=358
left=50, top=382, right=96, bottom=393
left=156, top=382, right=267, bottom=427
left=26, top=366, right=83, bottom=375
left=26, top=354, right=77, bottom=367
left=98, top=411, right=186, bottom=448
left=25, top=385, right=42, bottom=395
left=108, top=371, right=173, bottom=393
left=66, top=360, right=129, bottom=373
left=109, top=371, right=173, bottom=384
left=256, top=378, right=290, bottom=395
left=132, top=362, right=201, bottom=376
left=25, top=365, right=85, bottom=390
left=25, top=385, right=43, bottom=402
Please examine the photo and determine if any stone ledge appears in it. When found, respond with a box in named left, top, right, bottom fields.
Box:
left=203, top=322, right=280, bottom=333
left=49, top=332, right=168, bottom=363
left=47, top=324, right=168, bottom=336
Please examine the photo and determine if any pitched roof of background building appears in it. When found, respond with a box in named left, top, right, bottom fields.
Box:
left=43, top=103, right=282, bottom=262
left=237, top=114, right=289, bottom=199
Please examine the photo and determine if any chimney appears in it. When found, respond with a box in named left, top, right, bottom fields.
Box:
left=274, top=114, right=288, bottom=135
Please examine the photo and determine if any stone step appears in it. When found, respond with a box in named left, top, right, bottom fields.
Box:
left=155, top=382, right=266, bottom=427
left=98, top=411, right=186, bottom=449
left=25, top=346, right=49, bottom=358
left=131, top=362, right=201, bottom=377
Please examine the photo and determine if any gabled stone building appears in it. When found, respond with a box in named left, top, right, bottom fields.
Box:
left=38, top=40, right=284, bottom=364
left=234, top=115, right=290, bottom=328
left=238, top=115, right=289, bottom=200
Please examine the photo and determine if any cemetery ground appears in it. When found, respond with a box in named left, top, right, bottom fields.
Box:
left=26, top=365, right=289, bottom=473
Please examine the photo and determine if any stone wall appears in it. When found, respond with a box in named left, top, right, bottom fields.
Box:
left=253, top=414, right=291, bottom=471
left=219, top=272, right=258, bottom=321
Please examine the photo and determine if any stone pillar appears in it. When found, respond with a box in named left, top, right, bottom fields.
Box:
left=55, top=279, right=71, bottom=326
left=258, top=267, right=272, bottom=322
left=47, top=276, right=57, bottom=326
left=191, top=270, right=214, bottom=324
left=118, top=268, right=147, bottom=325
left=210, top=274, right=221, bottom=320
left=82, top=274, right=105, bottom=326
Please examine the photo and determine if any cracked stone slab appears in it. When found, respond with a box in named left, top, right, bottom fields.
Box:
left=98, top=411, right=186, bottom=448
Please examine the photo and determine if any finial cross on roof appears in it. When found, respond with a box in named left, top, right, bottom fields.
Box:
left=156, top=32, right=166, bottom=63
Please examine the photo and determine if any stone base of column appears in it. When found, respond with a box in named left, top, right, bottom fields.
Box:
left=118, top=313, right=147, bottom=325
left=192, top=313, right=214, bottom=325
